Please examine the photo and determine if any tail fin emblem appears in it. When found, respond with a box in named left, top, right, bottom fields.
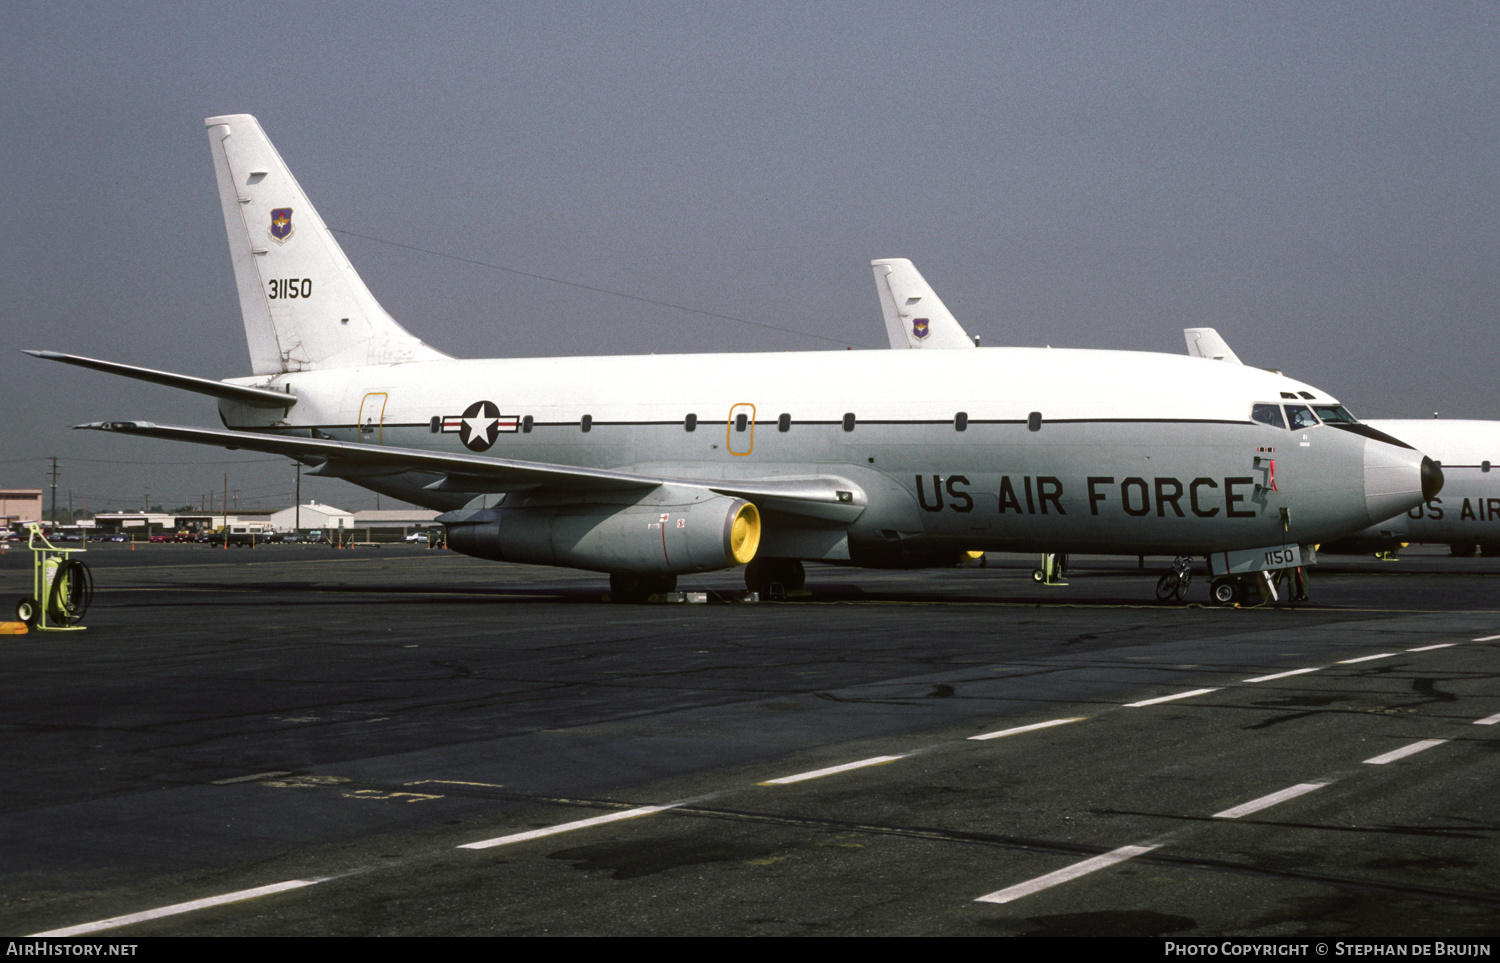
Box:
left=269, top=208, right=294, bottom=243
left=912, top=317, right=930, bottom=340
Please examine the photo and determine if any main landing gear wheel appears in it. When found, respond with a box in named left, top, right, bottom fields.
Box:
left=1209, top=576, right=1241, bottom=607
left=609, top=572, right=676, bottom=604
left=16, top=597, right=38, bottom=627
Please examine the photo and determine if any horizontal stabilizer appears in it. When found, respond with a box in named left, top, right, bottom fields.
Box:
left=26, top=351, right=296, bottom=408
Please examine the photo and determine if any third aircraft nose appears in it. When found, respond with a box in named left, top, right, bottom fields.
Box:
left=1421, top=455, right=1445, bottom=502
left=1364, top=439, right=1433, bottom=524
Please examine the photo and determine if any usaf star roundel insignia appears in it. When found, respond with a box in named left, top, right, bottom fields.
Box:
left=456, top=400, right=500, bottom=452
left=440, top=401, right=520, bottom=451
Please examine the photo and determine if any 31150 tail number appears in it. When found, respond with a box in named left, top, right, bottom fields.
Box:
left=268, top=278, right=312, bottom=299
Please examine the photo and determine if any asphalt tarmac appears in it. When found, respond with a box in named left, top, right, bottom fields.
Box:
left=1, top=543, right=1496, bottom=937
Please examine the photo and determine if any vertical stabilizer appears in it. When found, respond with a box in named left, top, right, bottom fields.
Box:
left=1183, top=327, right=1243, bottom=364
left=205, top=115, right=449, bottom=374
left=870, top=258, right=976, bottom=349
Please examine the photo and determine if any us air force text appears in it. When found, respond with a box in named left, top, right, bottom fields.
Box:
left=915, top=474, right=1261, bottom=517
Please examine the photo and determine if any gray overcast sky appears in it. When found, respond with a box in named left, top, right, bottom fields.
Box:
left=4, top=1, right=1497, bottom=513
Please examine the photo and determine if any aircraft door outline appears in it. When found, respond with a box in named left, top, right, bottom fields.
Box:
left=727, top=403, right=755, bottom=456
left=359, top=392, right=389, bottom=445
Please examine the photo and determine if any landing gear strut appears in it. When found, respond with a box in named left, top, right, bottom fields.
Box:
left=1032, top=553, right=1068, bottom=585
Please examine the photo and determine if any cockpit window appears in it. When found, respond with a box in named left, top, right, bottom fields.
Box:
left=1285, top=405, right=1319, bottom=430
left=1312, top=405, right=1357, bottom=425
left=1251, top=403, right=1286, bottom=429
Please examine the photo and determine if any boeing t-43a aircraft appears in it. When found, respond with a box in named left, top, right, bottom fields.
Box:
left=27, top=117, right=1441, bottom=602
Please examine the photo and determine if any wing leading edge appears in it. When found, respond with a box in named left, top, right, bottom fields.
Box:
left=78, top=421, right=865, bottom=523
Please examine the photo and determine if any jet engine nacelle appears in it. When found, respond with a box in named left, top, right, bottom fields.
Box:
left=444, top=488, right=761, bottom=575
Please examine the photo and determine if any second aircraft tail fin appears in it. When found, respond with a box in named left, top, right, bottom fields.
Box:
left=1183, top=327, right=1244, bottom=364
left=871, top=258, right=976, bottom=350
left=205, top=115, right=450, bottom=375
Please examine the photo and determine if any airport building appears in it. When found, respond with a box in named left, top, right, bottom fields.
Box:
left=350, top=509, right=442, bottom=539
left=1, top=489, right=43, bottom=527
left=268, top=501, right=354, bottom=533
left=58, top=501, right=440, bottom=542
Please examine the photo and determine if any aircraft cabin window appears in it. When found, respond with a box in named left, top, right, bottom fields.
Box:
left=580, top=414, right=592, bottom=433
left=429, top=416, right=441, bottom=433
left=1284, top=405, right=1319, bottom=430
left=1280, top=392, right=1298, bottom=400
left=1251, top=404, right=1286, bottom=429
left=1028, top=411, right=1042, bottom=432
left=1312, top=405, right=1356, bottom=424
left=1483, top=461, right=1492, bottom=473
left=778, top=413, right=790, bottom=432
left=735, top=413, right=748, bottom=432
left=522, top=415, right=533, bottom=433
left=955, top=412, right=968, bottom=432
left=685, top=413, right=697, bottom=432
left=1298, top=391, right=1316, bottom=400
left=842, top=413, right=856, bottom=432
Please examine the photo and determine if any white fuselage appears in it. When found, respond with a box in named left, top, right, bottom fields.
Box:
left=220, top=346, right=1428, bottom=560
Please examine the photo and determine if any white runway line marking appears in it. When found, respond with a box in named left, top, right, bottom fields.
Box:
left=459, top=805, right=679, bottom=849
left=969, top=718, right=1085, bottom=741
left=31, top=878, right=329, bottom=936
left=1125, top=688, right=1218, bottom=707
left=1213, top=782, right=1328, bottom=819
left=974, top=844, right=1160, bottom=904
left=1474, top=634, right=1500, bottom=642
left=1337, top=652, right=1398, bottom=664
left=760, top=755, right=906, bottom=785
left=1473, top=712, right=1500, bottom=726
left=1407, top=643, right=1456, bottom=652
left=1242, top=667, right=1321, bottom=683
left=1364, top=739, right=1447, bottom=765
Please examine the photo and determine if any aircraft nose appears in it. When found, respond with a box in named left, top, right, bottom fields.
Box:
left=1421, top=455, right=1444, bottom=501
left=1363, top=439, right=1432, bottom=524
